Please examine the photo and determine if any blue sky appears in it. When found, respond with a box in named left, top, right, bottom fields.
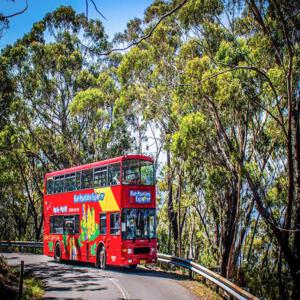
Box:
left=0, top=0, right=153, bottom=48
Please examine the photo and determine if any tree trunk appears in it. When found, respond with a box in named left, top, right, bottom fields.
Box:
left=278, top=251, right=287, bottom=300
left=166, top=149, right=178, bottom=248
left=178, top=173, right=182, bottom=257
left=232, top=198, right=255, bottom=268
left=221, top=184, right=238, bottom=278
left=292, top=101, right=300, bottom=298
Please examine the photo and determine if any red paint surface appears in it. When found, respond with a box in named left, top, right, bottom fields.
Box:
left=43, top=155, right=157, bottom=266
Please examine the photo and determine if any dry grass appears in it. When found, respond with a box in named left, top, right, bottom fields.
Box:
left=179, top=279, right=222, bottom=300
left=144, top=264, right=222, bottom=300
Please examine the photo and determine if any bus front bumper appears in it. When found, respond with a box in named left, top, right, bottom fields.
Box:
left=121, top=256, right=157, bottom=266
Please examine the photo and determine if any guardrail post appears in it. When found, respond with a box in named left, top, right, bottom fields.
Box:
left=18, top=260, right=24, bottom=300
left=189, top=269, right=193, bottom=279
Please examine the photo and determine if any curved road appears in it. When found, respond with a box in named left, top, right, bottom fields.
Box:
left=2, top=253, right=198, bottom=300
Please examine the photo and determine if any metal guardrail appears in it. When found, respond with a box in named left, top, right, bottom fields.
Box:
left=0, top=242, right=258, bottom=300
left=157, top=253, right=259, bottom=300
left=0, top=241, right=43, bottom=248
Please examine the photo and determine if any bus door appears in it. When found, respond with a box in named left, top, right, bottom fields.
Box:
left=64, top=215, right=80, bottom=260
left=107, top=212, right=121, bottom=264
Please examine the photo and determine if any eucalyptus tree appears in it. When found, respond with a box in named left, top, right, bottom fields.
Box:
left=115, top=0, right=190, bottom=253
left=173, top=0, right=300, bottom=297
left=0, top=6, right=131, bottom=241
left=113, top=0, right=299, bottom=297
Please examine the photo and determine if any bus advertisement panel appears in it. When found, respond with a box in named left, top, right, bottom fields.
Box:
left=43, top=155, right=157, bottom=269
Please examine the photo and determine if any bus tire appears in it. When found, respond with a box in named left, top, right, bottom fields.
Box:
left=54, top=242, right=62, bottom=263
left=129, top=264, right=137, bottom=270
left=97, top=244, right=106, bottom=270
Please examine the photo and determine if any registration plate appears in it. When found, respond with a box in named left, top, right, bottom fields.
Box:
left=140, top=260, right=146, bottom=264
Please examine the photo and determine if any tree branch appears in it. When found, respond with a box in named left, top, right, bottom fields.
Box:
left=246, top=0, right=284, bottom=68
left=86, top=0, right=88, bottom=20
left=89, top=0, right=107, bottom=20
left=173, top=64, right=288, bottom=138
left=81, top=0, right=188, bottom=56
left=0, top=0, right=28, bottom=20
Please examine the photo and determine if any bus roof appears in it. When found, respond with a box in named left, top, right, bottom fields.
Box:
left=45, top=154, right=154, bottom=178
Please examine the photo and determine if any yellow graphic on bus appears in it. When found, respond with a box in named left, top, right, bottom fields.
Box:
left=81, top=204, right=99, bottom=242
left=95, top=187, right=119, bottom=212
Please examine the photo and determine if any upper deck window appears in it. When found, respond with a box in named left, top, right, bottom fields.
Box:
left=81, top=169, right=93, bottom=189
left=94, top=166, right=107, bottom=187
left=46, top=178, right=54, bottom=194
left=64, top=173, right=76, bottom=192
left=45, top=160, right=123, bottom=194
left=108, top=163, right=121, bottom=186
left=122, top=159, right=154, bottom=186
left=54, top=175, right=64, bottom=193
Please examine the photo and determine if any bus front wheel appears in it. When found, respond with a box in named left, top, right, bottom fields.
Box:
left=54, top=243, right=62, bottom=263
left=97, top=245, right=106, bottom=270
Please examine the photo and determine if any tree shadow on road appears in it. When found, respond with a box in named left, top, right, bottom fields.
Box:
left=23, top=260, right=109, bottom=295
left=108, top=264, right=191, bottom=282
left=61, top=259, right=191, bottom=282
left=53, top=258, right=192, bottom=282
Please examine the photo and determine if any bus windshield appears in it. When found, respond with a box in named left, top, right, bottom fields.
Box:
left=122, top=159, right=154, bottom=185
left=122, top=209, right=156, bottom=240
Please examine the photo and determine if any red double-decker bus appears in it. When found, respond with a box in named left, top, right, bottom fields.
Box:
left=43, top=155, right=157, bottom=269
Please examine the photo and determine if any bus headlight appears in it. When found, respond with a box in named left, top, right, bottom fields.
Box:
left=127, top=248, right=132, bottom=254
left=151, top=247, right=156, bottom=253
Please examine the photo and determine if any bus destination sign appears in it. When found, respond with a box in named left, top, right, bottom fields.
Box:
left=74, top=192, right=105, bottom=203
left=130, top=190, right=151, bottom=204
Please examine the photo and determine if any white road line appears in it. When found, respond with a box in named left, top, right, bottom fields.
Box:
left=109, top=278, right=129, bottom=300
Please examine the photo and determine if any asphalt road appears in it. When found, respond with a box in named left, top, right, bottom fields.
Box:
left=2, top=253, right=198, bottom=300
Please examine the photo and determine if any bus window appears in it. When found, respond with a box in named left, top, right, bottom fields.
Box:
left=64, top=173, right=76, bottom=192
left=64, top=215, right=80, bottom=234
left=50, top=216, right=64, bottom=234
left=99, top=213, right=106, bottom=234
left=122, top=209, right=156, bottom=240
left=54, top=176, right=64, bottom=193
left=81, top=169, right=93, bottom=189
left=122, top=160, right=154, bottom=185
left=110, top=213, right=120, bottom=235
left=76, top=172, right=81, bottom=190
left=108, top=164, right=120, bottom=186
left=94, top=166, right=107, bottom=187
left=64, top=218, right=74, bottom=234
left=46, top=178, right=53, bottom=194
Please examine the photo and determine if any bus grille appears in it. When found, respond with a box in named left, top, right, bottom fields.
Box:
left=134, top=247, right=150, bottom=255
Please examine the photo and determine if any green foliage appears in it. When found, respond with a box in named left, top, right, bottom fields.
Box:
left=1, top=1, right=299, bottom=298
left=178, top=0, right=223, bottom=28
left=71, top=88, right=106, bottom=113
left=23, top=278, right=44, bottom=300
left=172, top=112, right=206, bottom=157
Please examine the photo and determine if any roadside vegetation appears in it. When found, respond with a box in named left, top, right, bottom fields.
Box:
left=147, top=263, right=222, bottom=300
left=22, top=278, right=44, bottom=300
left=0, top=1, right=299, bottom=299
left=0, top=255, right=43, bottom=299
left=0, top=255, right=18, bottom=299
